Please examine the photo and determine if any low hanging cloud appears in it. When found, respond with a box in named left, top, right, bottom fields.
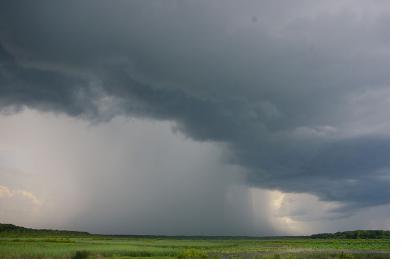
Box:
left=0, top=110, right=388, bottom=234
left=0, top=111, right=258, bottom=234
left=0, top=0, right=389, bottom=232
left=0, top=185, right=42, bottom=225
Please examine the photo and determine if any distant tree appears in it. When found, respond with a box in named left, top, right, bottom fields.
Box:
left=310, top=230, right=389, bottom=239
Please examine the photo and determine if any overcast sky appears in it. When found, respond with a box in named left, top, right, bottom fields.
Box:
left=0, top=0, right=389, bottom=235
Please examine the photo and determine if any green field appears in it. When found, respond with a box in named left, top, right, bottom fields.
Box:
left=0, top=225, right=389, bottom=259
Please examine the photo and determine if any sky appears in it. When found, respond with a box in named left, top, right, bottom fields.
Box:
left=0, top=0, right=389, bottom=235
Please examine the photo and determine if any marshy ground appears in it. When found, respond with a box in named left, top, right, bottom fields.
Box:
left=0, top=235, right=389, bottom=259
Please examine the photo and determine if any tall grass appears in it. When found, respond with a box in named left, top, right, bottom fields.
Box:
left=0, top=235, right=389, bottom=259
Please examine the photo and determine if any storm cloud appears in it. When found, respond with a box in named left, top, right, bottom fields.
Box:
left=0, top=0, right=389, bottom=234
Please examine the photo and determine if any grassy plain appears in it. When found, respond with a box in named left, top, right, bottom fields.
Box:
left=0, top=234, right=389, bottom=259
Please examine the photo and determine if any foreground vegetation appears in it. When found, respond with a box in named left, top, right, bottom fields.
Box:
left=0, top=224, right=389, bottom=259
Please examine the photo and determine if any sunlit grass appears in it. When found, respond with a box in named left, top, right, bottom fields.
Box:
left=0, top=234, right=389, bottom=259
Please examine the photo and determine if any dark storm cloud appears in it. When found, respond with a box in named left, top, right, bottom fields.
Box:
left=0, top=0, right=389, bottom=209
left=0, top=44, right=94, bottom=116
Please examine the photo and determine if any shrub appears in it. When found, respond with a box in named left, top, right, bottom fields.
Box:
left=73, top=250, right=91, bottom=259
left=177, top=249, right=208, bottom=259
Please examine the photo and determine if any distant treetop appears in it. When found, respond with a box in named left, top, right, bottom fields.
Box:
left=0, top=223, right=90, bottom=236
left=310, top=230, right=389, bottom=239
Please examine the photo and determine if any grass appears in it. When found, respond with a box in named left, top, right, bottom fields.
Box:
left=0, top=234, right=389, bottom=259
